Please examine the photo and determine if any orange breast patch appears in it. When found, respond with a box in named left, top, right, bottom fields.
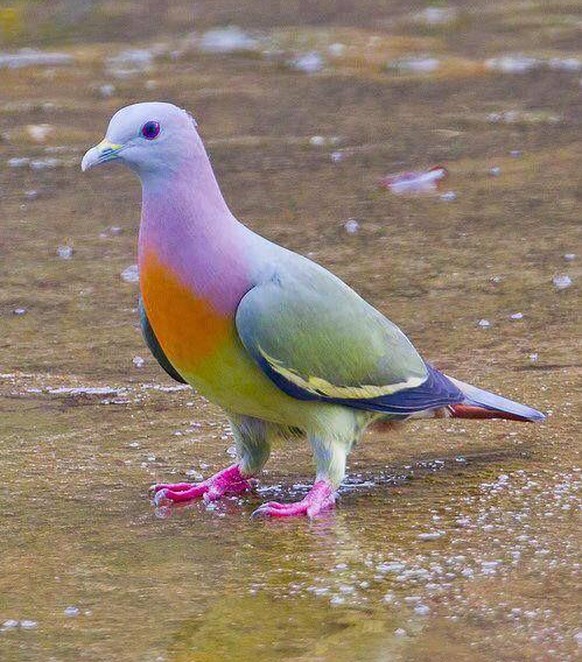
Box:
left=140, top=249, right=231, bottom=370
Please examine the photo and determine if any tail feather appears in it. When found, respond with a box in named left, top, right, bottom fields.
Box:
left=445, top=375, right=546, bottom=423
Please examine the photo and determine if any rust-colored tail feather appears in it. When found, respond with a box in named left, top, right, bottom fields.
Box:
left=449, top=404, right=529, bottom=422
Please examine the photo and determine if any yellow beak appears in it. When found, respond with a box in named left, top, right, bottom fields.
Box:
left=81, top=139, right=123, bottom=172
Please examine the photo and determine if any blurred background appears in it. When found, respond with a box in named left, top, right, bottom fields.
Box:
left=1, top=2, right=581, bottom=661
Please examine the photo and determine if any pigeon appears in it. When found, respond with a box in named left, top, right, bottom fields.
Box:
left=82, top=102, right=545, bottom=518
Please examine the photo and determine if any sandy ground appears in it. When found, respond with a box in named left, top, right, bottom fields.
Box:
left=0, top=2, right=580, bottom=660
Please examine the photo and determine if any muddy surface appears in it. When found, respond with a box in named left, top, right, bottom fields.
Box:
left=1, top=2, right=580, bottom=660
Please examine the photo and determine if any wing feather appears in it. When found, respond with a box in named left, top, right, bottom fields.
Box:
left=235, top=264, right=461, bottom=414
left=139, top=298, right=187, bottom=384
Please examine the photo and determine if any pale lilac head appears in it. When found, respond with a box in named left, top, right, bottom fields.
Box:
left=81, top=102, right=200, bottom=176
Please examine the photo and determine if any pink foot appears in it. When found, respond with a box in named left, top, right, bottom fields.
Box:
left=252, top=480, right=336, bottom=519
left=151, top=465, right=252, bottom=506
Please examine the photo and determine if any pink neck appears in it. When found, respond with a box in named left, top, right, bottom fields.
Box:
left=137, top=157, right=252, bottom=313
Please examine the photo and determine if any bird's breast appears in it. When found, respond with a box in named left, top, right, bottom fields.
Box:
left=139, top=248, right=233, bottom=372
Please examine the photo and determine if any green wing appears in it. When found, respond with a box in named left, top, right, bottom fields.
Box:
left=139, top=298, right=187, bottom=384
left=235, top=265, right=427, bottom=402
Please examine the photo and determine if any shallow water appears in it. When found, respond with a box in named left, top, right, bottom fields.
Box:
left=1, top=2, right=581, bottom=660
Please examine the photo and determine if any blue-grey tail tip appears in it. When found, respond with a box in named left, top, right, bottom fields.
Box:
left=446, top=374, right=547, bottom=423
left=525, top=408, right=546, bottom=423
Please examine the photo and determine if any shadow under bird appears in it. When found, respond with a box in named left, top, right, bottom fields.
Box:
left=82, top=102, right=545, bottom=518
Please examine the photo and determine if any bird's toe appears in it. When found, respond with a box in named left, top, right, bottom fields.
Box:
left=149, top=482, right=194, bottom=495
left=152, top=488, right=170, bottom=506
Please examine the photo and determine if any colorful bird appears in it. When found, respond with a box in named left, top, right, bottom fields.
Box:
left=82, top=102, right=545, bottom=518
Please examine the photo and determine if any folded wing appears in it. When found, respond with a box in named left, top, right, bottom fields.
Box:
left=235, top=266, right=463, bottom=415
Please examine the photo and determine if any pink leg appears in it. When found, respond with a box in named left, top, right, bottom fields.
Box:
left=252, top=480, right=336, bottom=519
left=151, top=464, right=253, bottom=506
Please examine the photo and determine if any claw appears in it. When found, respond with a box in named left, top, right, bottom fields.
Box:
left=149, top=464, right=252, bottom=507
left=149, top=482, right=192, bottom=495
left=153, top=488, right=169, bottom=507
left=251, top=480, right=336, bottom=519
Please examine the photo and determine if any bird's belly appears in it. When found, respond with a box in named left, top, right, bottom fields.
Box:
left=140, top=251, right=310, bottom=424
left=182, top=338, right=306, bottom=422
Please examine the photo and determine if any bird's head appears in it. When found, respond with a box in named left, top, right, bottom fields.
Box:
left=81, top=102, right=199, bottom=176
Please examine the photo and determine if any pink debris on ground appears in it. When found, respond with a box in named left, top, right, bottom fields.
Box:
left=379, top=165, right=448, bottom=196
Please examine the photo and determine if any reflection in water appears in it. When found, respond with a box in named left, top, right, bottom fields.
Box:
left=0, top=375, right=579, bottom=659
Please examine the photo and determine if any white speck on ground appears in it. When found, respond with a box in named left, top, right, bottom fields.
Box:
left=57, top=245, right=73, bottom=260
left=64, top=606, right=80, bottom=617
left=343, top=219, right=360, bottom=234
left=198, top=27, right=258, bottom=54
left=121, top=264, right=139, bottom=283
left=290, top=52, right=324, bottom=74
left=552, top=274, right=573, bottom=290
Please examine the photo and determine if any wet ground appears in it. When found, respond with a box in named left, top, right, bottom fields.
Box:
left=1, top=2, right=581, bottom=660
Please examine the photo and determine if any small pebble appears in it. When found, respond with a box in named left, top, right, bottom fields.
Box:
left=26, top=124, right=53, bottom=143
left=12, top=307, right=27, bottom=316
left=414, top=604, right=431, bottom=616
left=1, top=619, right=19, bottom=631
left=328, top=43, right=346, bottom=57
left=478, top=319, right=491, bottom=328
left=8, top=157, right=30, bottom=168
left=132, top=356, right=145, bottom=368
left=291, top=51, right=324, bottom=74
left=489, top=166, right=501, bottom=176
left=64, top=606, right=80, bottom=617
left=57, top=245, right=73, bottom=260
left=19, top=620, right=38, bottom=630
left=552, top=274, right=572, bottom=290
left=199, top=26, right=257, bottom=55
left=417, top=7, right=458, bottom=25
left=404, top=596, right=421, bottom=604
left=394, top=628, right=407, bottom=637
left=393, top=57, right=440, bottom=73
left=378, top=562, right=405, bottom=573
left=99, top=83, right=116, bottom=97
left=563, top=253, right=576, bottom=261
left=440, top=191, right=457, bottom=202
left=509, top=312, right=524, bottom=320
left=30, top=157, right=61, bottom=170
left=418, top=532, right=444, bottom=541
left=343, top=219, right=360, bottom=234
left=309, top=135, right=325, bottom=147
left=121, top=264, right=139, bottom=283
left=380, top=166, right=447, bottom=196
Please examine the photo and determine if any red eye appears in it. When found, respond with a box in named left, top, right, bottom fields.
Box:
left=141, top=120, right=160, bottom=140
